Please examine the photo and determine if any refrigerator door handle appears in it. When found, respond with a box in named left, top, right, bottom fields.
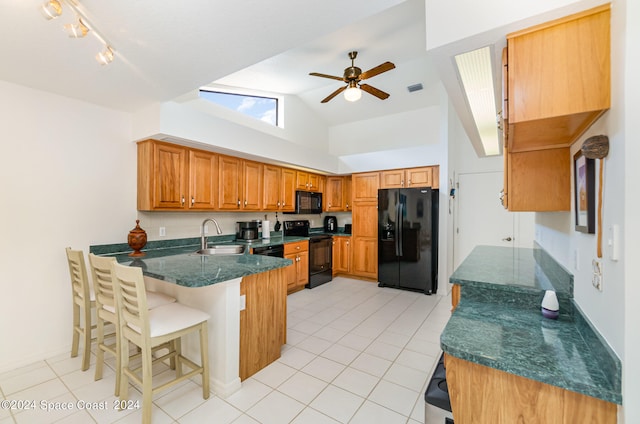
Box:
left=395, top=201, right=401, bottom=256
left=398, top=201, right=403, bottom=257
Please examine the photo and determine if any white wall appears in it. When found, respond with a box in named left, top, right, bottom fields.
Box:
left=0, top=81, right=136, bottom=371
left=132, top=92, right=339, bottom=174
left=622, top=0, right=640, bottom=420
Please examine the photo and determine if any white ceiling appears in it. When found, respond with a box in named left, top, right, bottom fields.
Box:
left=0, top=0, right=440, bottom=127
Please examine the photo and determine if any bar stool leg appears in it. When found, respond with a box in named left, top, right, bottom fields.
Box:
left=141, top=345, right=154, bottom=424
left=81, top=304, right=91, bottom=371
left=71, top=303, right=80, bottom=358
left=200, top=322, right=210, bottom=399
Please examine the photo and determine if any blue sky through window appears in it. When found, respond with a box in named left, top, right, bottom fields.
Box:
left=199, top=90, right=278, bottom=126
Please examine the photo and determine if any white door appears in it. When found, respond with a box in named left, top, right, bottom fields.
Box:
left=454, top=171, right=535, bottom=268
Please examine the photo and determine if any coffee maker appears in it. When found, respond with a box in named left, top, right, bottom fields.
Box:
left=324, top=216, right=337, bottom=233
left=235, top=221, right=260, bottom=241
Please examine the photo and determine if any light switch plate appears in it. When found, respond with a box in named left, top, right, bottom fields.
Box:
left=239, top=295, right=246, bottom=311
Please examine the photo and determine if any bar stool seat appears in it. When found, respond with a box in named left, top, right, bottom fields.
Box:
left=112, top=262, right=210, bottom=424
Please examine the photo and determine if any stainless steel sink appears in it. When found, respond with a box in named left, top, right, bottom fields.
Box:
left=194, top=245, right=246, bottom=255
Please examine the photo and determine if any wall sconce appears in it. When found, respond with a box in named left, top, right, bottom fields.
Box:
left=40, top=0, right=116, bottom=65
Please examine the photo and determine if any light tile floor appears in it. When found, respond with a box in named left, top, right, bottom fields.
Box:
left=0, top=277, right=452, bottom=424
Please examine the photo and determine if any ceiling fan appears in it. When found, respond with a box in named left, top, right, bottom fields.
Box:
left=309, top=51, right=395, bottom=103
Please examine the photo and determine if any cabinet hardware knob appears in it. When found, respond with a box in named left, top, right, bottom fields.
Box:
left=237, top=199, right=240, bottom=207
left=181, top=195, right=185, bottom=206
left=502, top=237, right=513, bottom=242
left=191, top=197, right=195, bottom=206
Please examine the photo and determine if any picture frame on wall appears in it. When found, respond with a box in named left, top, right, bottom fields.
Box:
left=574, top=150, right=596, bottom=233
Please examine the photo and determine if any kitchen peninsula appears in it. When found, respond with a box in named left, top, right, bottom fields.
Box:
left=442, top=245, right=621, bottom=423
left=90, top=238, right=292, bottom=397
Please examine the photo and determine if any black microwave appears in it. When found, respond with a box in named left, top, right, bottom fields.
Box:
left=287, top=190, right=322, bottom=214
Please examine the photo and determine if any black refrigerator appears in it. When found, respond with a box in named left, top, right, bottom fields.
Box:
left=378, top=188, right=438, bottom=294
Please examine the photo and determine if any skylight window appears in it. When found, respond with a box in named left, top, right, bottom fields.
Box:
left=199, top=89, right=279, bottom=126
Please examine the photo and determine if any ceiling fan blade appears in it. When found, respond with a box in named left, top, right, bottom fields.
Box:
left=360, top=84, right=390, bottom=100
left=309, top=72, right=344, bottom=81
left=360, top=62, right=395, bottom=80
left=321, top=86, right=347, bottom=103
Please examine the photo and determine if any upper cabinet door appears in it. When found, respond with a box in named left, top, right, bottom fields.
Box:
left=325, top=176, right=344, bottom=211
left=352, top=172, right=380, bottom=202
left=379, top=170, right=405, bottom=189
left=507, top=4, right=610, bottom=152
left=218, top=155, right=242, bottom=210
left=242, top=160, right=263, bottom=210
left=188, top=149, right=217, bottom=210
left=406, top=167, right=432, bottom=188
left=280, top=168, right=296, bottom=212
left=137, top=140, right=188, bottom=210
left=263, top=165, right=281, bottom=211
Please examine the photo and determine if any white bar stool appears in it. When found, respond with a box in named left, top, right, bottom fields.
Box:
left=65, top=247, right=95, bottom=371
left=111, top=262, right=210, bottom=424
left=88, top=253, right=176, bottom=395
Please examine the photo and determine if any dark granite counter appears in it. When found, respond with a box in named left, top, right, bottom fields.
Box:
left=90, top=235, right=297, bottom=288
left=441, top=245, right=622, bottom=405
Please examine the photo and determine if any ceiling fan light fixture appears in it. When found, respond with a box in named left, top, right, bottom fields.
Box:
left=64, top=17, right=89, bottom=38
left=41, top=0, right=62, bottom=20
left=344, top=82, right=361, bottom=102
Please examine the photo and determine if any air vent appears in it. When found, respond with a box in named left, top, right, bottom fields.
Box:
left=407, top=83, right=423, bottom=93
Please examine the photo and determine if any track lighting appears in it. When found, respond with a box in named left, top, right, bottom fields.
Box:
left=41, top=0, right=62, bottom=20
left=40, top=0, right=116, bottom=65
left=344, top=81, right=362, bottom=102
left=63, top=17, right=89, bottom=38
left=95, top=46, right=114, bottom=65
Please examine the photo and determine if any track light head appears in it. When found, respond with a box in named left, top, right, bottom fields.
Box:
left=64, top=17, right=89, bottom=38
left=95, top=46, right=114, bottom=65
left=41, top=0, right=62, bottom=20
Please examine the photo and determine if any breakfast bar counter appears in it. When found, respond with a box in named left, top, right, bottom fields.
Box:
left=91, top=238, right=292, bottom=397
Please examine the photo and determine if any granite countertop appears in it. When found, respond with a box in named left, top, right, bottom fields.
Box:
left=441, top=245, right=622, bottom=405
left=89, top=230, right=350, bottom=288
left=90, top=236, right=298, bottom=288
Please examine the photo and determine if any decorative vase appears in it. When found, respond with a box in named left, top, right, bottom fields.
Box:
left=541, top=290, right=559, bottom=320
left=127, top=219, right=147, bottom=257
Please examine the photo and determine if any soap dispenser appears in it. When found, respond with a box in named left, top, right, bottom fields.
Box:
left=541, top=290, right=559, bottom=320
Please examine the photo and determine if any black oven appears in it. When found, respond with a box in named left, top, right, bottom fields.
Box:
left=284, top=220, right=333, bottom=288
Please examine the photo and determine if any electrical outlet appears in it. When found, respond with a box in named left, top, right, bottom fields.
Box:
left=574, top=249, right=579, bottom=271
left=159, top=227, right=166, bottom=237
left=592, top=259, right=603, bottom=292
left=239, top=295, right=246, bottom=311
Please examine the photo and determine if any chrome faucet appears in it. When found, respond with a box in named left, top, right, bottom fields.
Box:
left=201, top=218, right=223, bottom=249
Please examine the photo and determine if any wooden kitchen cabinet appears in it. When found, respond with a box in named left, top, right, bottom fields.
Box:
left=263, top=165, right=296, bottom=212
left=503, top=146, right=571, bottom=211
left=506, top=4, right=610, bottom=152
left=325, top=175, right=352, bottom=212
left=379, top=166, right=438, bottom=189
left=218, top=155, right=242, bottom=210
left=239, top=268, right=286, bottom=380
left=137, top=139, right=217, bottom=211
left=218, top=155, right=263, bottom=210
left=350, top=171, right=379, bottom=280
left=242, top=159, right=263, bottom=210
left=262, top=164, right=281, bottom=210
left=332, top=236, right=351, bottom=276
left=284, top=240, right=309, bottom=294
left=445, top=354, right=616, bottom=424
left=352, top=172, right=380, bottom=202
left=296, top=171, right=322, bottom=192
